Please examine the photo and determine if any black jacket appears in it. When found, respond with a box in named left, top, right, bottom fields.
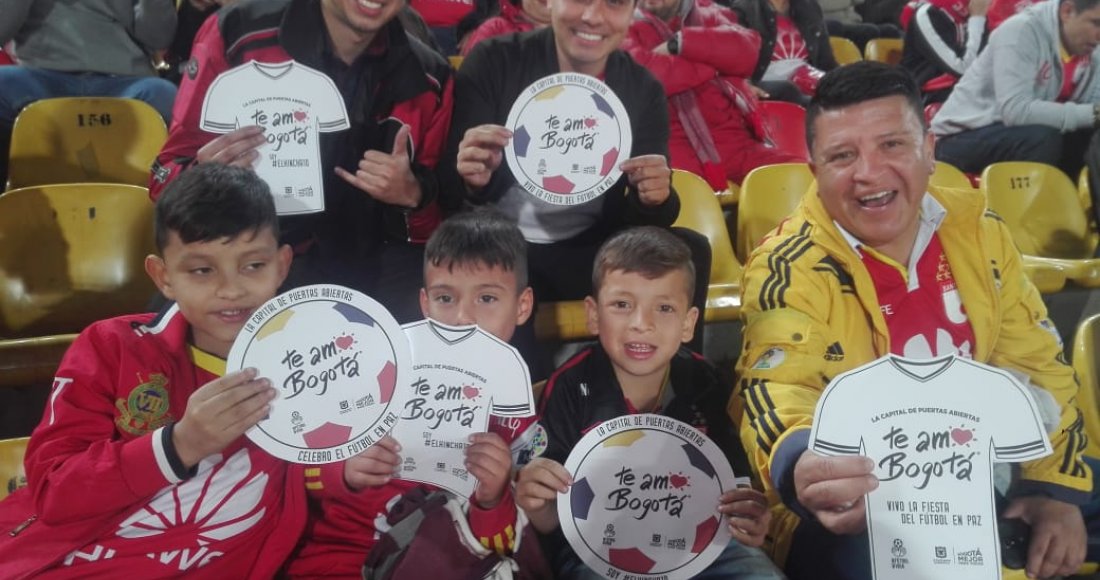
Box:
left=438, top=27, right=680, bottom=238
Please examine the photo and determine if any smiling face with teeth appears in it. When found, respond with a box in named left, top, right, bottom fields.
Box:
left=810, top=94, right=936, bottom=267
left=585, top=268, right=698, bottom=397
left=146, top=228, right=292, bottom=359
left=320, top=0, right=405, bottom=60
left=549, top=0, right=635, bottom=77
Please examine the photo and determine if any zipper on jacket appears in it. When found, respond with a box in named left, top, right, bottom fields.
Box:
left=9, top=514, right=36, bottom=536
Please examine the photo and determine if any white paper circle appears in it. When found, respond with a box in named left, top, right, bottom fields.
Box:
left=558, top=415, right=735, bottom=580
left=227, top=284, right=410, bottom=464
left=504, top=72, right=632, bottom=206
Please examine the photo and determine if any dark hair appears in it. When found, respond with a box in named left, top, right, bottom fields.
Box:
left=424, top=209, right=529, bottom=290
left=805, top=62, right=925, bottom=153
left=1067, top=0, right=1100, bottom=13
left=154, top=164, right=279, bottom=252
left=592, top=226, right=695, bottom=299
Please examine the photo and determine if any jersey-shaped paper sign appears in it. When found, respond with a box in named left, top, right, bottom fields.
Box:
left=390, top=319, right=534, bottom=497
left=200, top=60, right=350, bottom=215
left=808, top=354, right=1052, bottom=580
left=504, top=73, right=632, bottom=206
left=558, top=414, right=736, bottom=580
left=227, top=284, right=410, bottom=464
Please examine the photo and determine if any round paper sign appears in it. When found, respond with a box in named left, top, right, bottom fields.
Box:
left=558, top=414, right=735, bottom=580
left=504, top=72, right=632, bottom=206
left=227, top=284, right=410, bottom=464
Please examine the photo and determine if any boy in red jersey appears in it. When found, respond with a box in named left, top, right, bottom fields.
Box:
left=0, top=163, right=302, bottom=579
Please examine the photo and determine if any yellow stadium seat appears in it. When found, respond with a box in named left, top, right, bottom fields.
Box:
left=6, top=97, right=167, bottom=190
left=0, top=436, right=29, bottom=501
left=930, top=160, right=975, bottom=190
left=534, top=300, right=592, bottom=342
left=720, top=181, right=740, bottom=207
left=736, top=163, right=814, bottom=263
left=534, top=170, right=745, bottom=339
left=981, top=162, right=1100, bottom=291
left=1079, top=167, right=1099, bottom=250
left=672, top=169, right=742, bottom=322
left=864, top=38, right=904, bottom=65
left=829, top=36, right=863, bottom=65
left=0, top=184, right=156, bottom=387
left=1073, top=313, right=1100, bottom=459
left=0, top=183, right=156, bottom=337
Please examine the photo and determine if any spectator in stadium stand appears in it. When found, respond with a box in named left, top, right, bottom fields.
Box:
left=624, top=0, right=806, bottom=190
left=986, top=0, right=1043, bottom=30
left=0, top=0, right=178, bottom=187
left=730, top=0, right=839, bottom=105
left=900, top=0, right=989, bottom=104
left=462, top=0, right=552, bottom=56
left=932, top=0, right=1100, bottom=176
left=412, top=0, right=495, bottom=55
left=150, top=0, right=453, bottom=323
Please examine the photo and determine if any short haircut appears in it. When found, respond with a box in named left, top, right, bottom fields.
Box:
left=154, top=163, right=279, bottom=252
left=805, top=62, right=925, bottom=152
left=592, top=226, right=695, bottom=300
left=424, top=209, right=529, bottom=290
left=1068, top=0, right=1100, bottom=13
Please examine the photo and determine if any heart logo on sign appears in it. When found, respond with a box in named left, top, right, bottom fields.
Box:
left=950, top=427, right=973, bottom=445
left=584, top=117, right=597, bottom=128
left=335, top=335, right=354, bottom=350
left=293, top=110, right=308, bottom=122
left=669, top=473, right=690, bottom=489
left=462, top=385, right=480, bottom=400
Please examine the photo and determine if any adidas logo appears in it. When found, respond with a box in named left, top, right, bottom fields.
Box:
left=824, top=342, right=845, bottom=362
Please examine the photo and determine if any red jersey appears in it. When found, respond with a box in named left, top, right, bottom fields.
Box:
left=862, top=232, right=977, bottom=358
left=0, top=306, right=306, bottom=580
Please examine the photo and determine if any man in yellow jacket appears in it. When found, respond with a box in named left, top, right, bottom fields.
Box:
left=735, top=61, right=1092, bottom=580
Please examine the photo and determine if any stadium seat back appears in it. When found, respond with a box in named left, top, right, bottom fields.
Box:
left=829, top=36, right=862, bottom=65
left=1073, top=313, right=1100, bottom=459
left=930, top=161, right=975, bottom=190
left=0, top=184, right=156, bottom=337
left=736, top=163, right=814, bottom=263
left=7, top=97, right=167, bottom=190
left=672, top=169, right=743, bottom=321
left=0, top=437, right=29, bottom=501
left=981, top=162, right=1094, bottom=259
left=864, top=38, right=904, bottom=65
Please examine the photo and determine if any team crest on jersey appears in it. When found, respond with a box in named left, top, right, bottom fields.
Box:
left=115, top=373, right=173, bottom=435
left=752, top=347, right=786, bottom=370
left=184, top=58, right=199, bottom=80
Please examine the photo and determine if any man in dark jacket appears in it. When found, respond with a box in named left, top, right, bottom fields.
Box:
left=150, top=0, right=453, bottom=321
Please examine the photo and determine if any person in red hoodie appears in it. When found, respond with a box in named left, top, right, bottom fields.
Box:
left=462, top=0, right=551, bottom=55
left=624, top=0, right=806, bottom=190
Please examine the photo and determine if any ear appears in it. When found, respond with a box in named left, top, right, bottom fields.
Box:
left=681, top=305, right=700, bottom=344
left=584, top=295, right=600, bottom=336
left=1060, top=0, right=1076, bottom=22
left=515, top=286, right=534, bottom=326
left=923, top=129, right=936, bottom=172
left=419, top=288, right=431, bottom=319
left=275, top=244, right=294, bottom=287
left=145, top=254, right=174, bottom=300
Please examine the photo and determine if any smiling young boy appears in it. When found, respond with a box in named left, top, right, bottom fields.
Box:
left=516, top=226, right=783, bottom=579
left=287, top=209, right=547, bottom=578
left=0, top=164, right=303, bottom=578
